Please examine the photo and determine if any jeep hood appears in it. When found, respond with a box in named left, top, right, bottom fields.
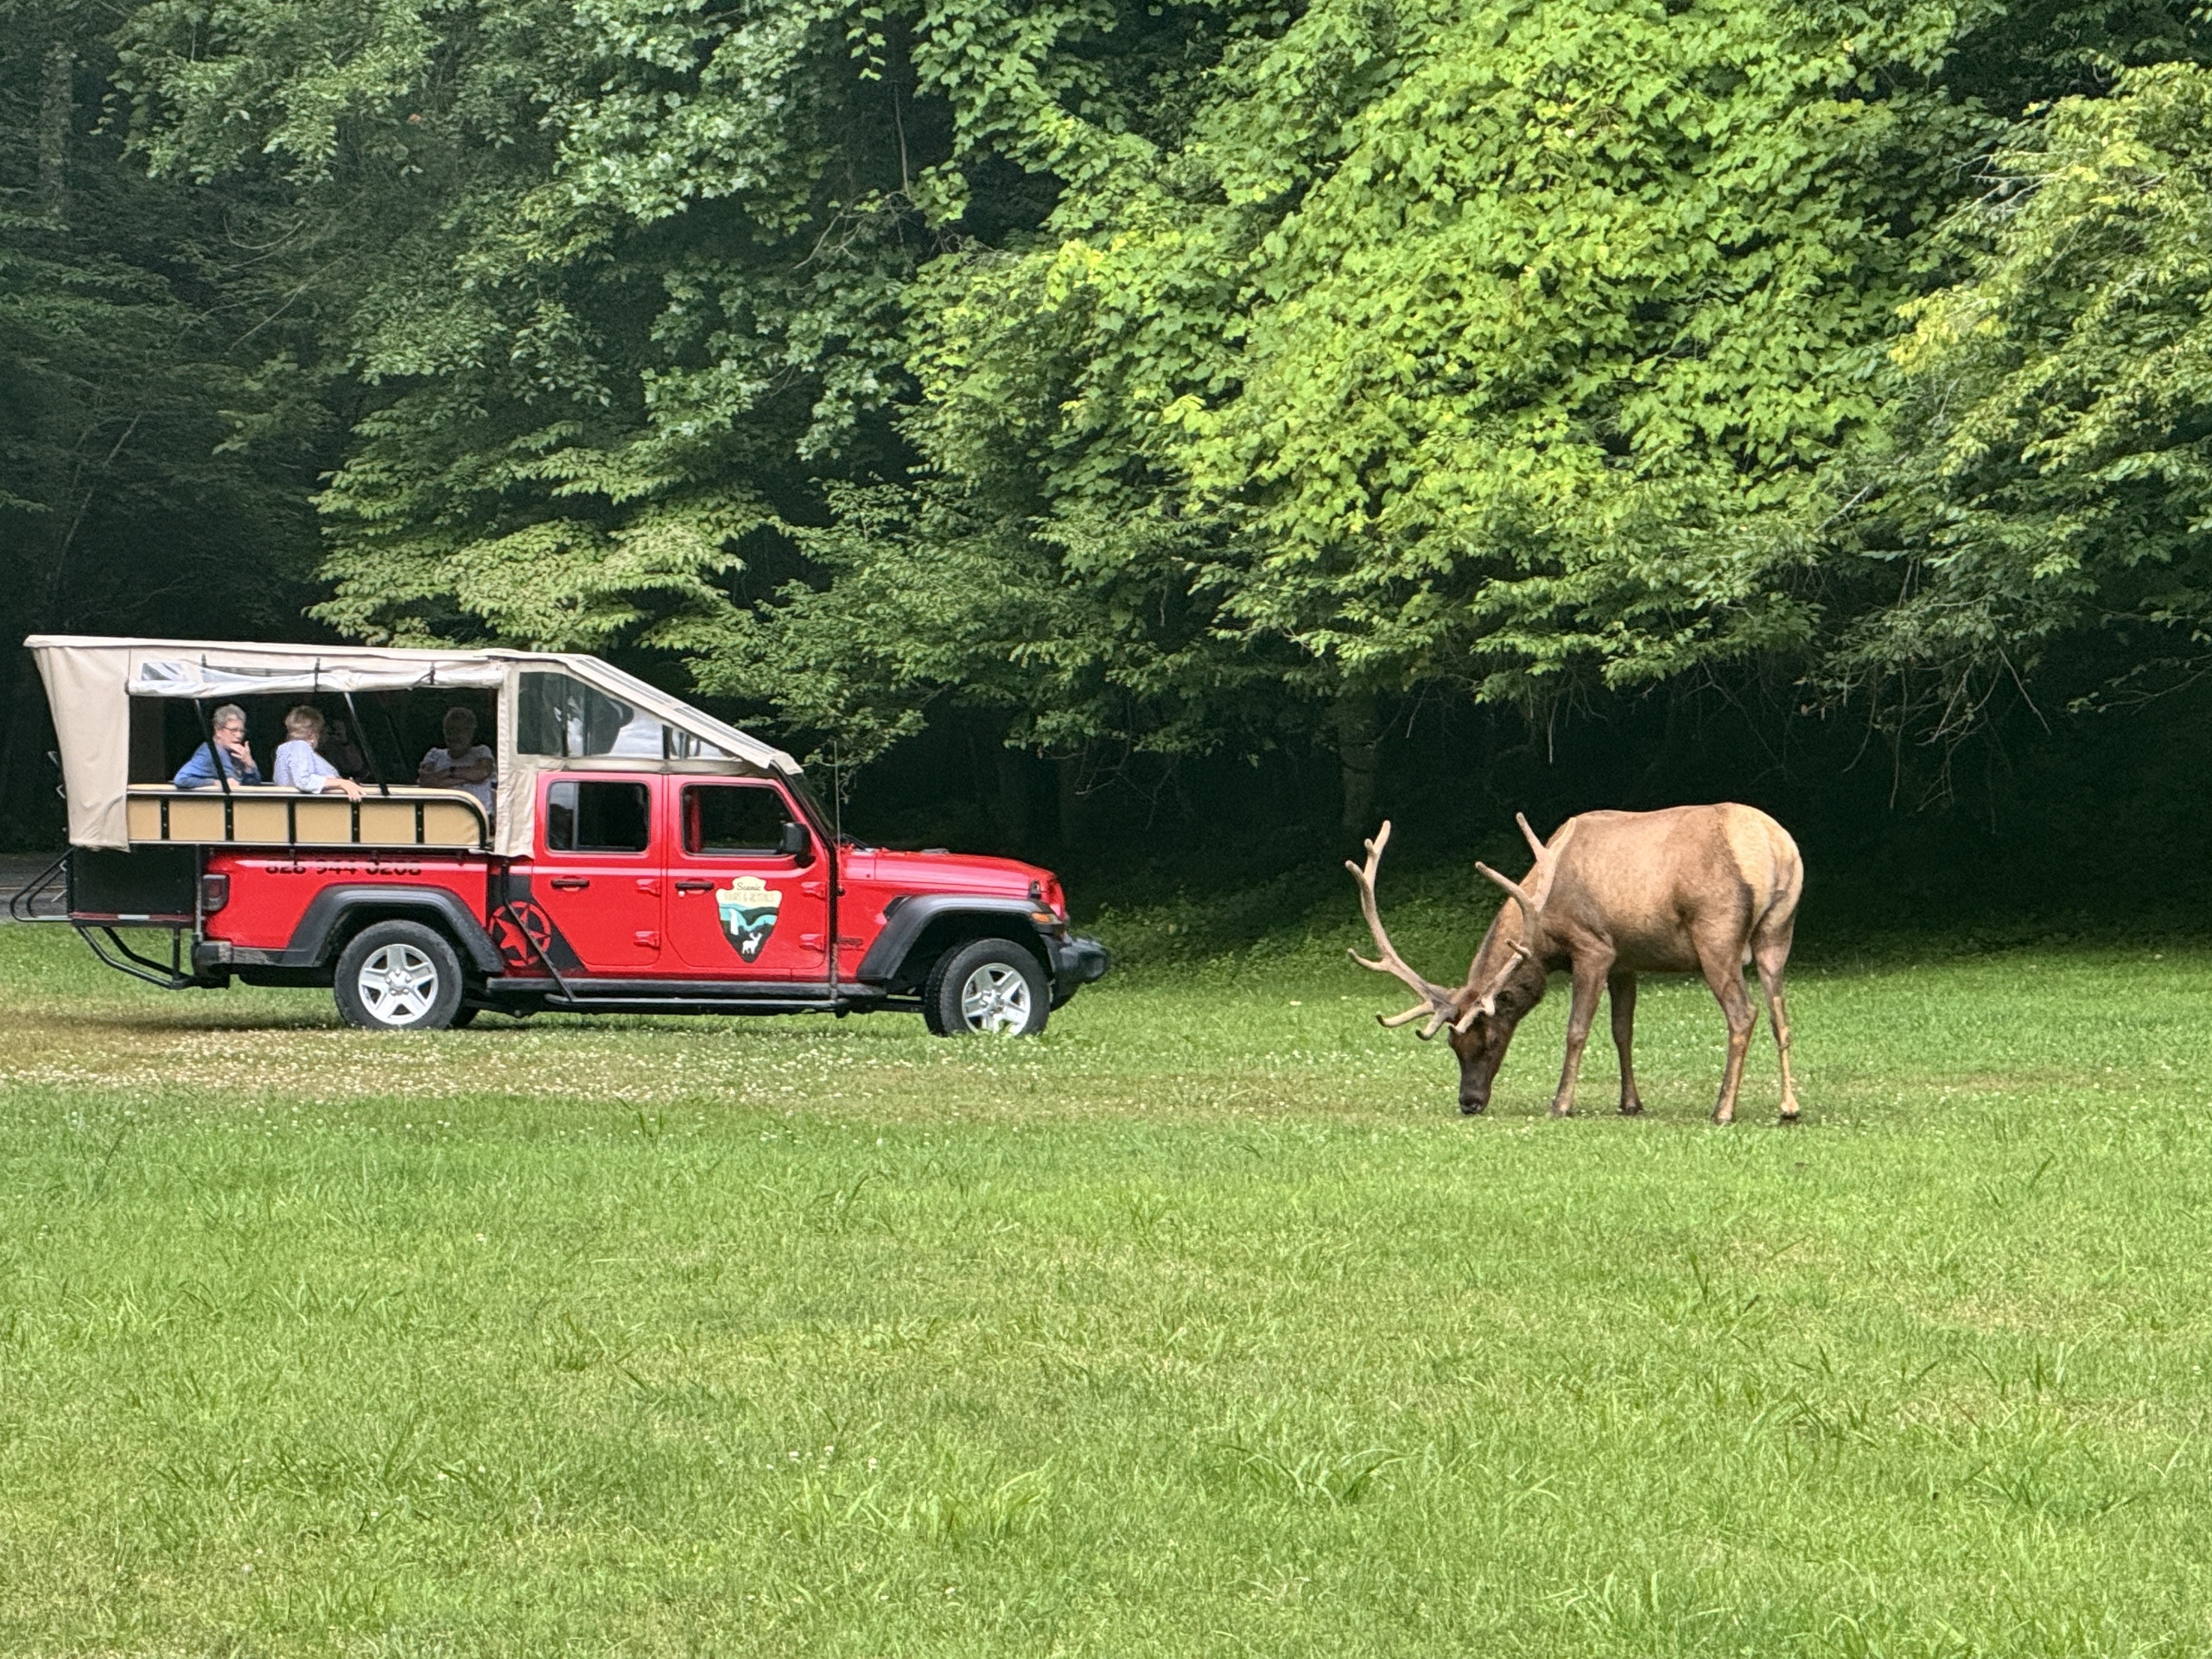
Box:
left=844, top=846, right=1058, bottom=903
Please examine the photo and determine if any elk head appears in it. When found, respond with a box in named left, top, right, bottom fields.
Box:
left=1346, top=817, right=1552, bottom=1114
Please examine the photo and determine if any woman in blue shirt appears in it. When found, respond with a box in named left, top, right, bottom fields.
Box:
left=172, top=703, right=263, bottom=786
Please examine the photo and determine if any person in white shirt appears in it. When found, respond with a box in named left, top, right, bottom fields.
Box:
left=272, top=706, right=365, bottom=800
left=417, top=707, right=496, bottom=813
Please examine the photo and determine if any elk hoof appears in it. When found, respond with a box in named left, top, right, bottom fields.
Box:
left=1618, top=1099, right=1644, bottom=1117
left=1779, top=1108, right=1802, bottom=1126
left=1459, top=1101, right=1486, bottom=1116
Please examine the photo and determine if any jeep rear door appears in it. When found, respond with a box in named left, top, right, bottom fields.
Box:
left=663, top=779, right=828, bottom=979
left=521, top=775, right=664, bottom=974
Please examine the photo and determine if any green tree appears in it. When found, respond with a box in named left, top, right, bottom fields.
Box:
left=740, top=0, right=2211, bottom=787
left=111, top=0, right=1227, bottom=661
left=103, top=0, right=2212, bottom=806
left=0, top=0, right=326, bottom=842
left=1832, top=60, right=2212, bottom=736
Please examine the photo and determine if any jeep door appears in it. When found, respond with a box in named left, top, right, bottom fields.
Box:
left=663, top=779, right=827, bottom=979
left=520, top=775, right=663, bottom=974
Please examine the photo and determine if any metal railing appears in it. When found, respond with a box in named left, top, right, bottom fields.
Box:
left=4, top=850, right=70, bottom=923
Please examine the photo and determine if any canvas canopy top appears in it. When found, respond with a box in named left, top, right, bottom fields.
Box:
left=27, top=634, right=803, bottom=857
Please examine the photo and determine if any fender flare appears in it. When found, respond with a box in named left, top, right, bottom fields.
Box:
left=854, top=895, right=1049, bottom=988
left=284, top=885, right=505, bottom=976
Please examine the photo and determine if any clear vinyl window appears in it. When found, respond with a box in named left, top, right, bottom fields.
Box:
left=518, top=671, right=731, bottom=760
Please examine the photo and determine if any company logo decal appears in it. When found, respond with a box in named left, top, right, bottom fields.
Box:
left=493, top=882, right=585, bottom=975
left=716, top=875, right=783, bottom=962
left=493, top=900, right=555, bottom=969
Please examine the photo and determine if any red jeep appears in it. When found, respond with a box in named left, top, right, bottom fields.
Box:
left=19, top=635, right=1109, bottom=1033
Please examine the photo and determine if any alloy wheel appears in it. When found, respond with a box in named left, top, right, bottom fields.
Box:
left=358, top=942, right=440, bottom=1026
left=958, top=963, right=1032, bottom=1034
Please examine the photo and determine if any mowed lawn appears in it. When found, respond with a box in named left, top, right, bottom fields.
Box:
left=4, top=912, right=2212, bottom=1656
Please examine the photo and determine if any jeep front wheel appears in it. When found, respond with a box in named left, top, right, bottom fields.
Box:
left=334, top=921, right=466, bottom=1031
left=925, top=938, right=1049, bottom=1037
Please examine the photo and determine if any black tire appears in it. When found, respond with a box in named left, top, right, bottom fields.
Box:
left=334, top=920, right=466, bottom=1032
left=918, top=972, right=950, bottom=1037
left=924, top=938, right=1050, bottom=1037
left=449, top=1004, right=481, bottom=1028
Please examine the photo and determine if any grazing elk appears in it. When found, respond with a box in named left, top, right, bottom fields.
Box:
left=1345, top=806, right=1803, bottom=1123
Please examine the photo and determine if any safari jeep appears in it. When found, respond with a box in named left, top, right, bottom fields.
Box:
left=16, top=635, right=1109, bottom=1033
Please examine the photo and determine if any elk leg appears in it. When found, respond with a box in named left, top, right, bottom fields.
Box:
left=1695, top=943, right=1758, bottom=1125
left=1754, top=939, right=1800, bottom=1122
left=1549, top=962, right=1609, bottom=1117
left=1609, top=971, right=1643, bottom=1116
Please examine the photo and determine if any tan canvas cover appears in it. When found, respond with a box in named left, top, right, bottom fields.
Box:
left=30, top=639, right=132, bottom=850
left=27, top=634, right=800, bottom=855
left=491, top=654, right=798, bottom=858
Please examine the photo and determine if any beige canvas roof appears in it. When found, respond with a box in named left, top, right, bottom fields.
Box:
left=27, top=634, right=800, bottom=855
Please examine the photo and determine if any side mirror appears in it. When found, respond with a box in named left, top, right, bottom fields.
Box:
left=779, top=819, right=813, bottom=859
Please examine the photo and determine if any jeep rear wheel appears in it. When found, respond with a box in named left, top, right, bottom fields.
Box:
left=334, top=921, right=466, bottom=1031
left=925, top=938, right=1049, bottom=1037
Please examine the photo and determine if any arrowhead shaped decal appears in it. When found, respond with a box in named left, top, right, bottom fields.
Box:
left=716, top=874, right=784, bottom=963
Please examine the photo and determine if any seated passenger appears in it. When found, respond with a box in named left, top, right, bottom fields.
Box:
left=272, top=705, right=365, bottom=801
left=321, top=715, right=368, bottom=779
left=172, top=703, right=263, bottom=788
left=417, top=707, right=495, bottom=812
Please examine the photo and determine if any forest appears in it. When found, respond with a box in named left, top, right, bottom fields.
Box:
left=9, top=0, right=2212, bottom=914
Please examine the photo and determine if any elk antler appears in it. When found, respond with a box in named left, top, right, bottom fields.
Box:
left=1344, top=821, right=1459, bottom=1039
left=1473, top=860, right=1542, bottom=944
left=1455, top=941, right=1533, bottom=1031
left=1457, top=844, right=1548, bottom=1030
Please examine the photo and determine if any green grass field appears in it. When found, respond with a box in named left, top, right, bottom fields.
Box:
left=5, top=896, right=2212, bottom=1656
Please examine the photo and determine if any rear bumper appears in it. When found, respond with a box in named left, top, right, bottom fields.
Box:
left=1048, top=933, right=1111, bottom=1005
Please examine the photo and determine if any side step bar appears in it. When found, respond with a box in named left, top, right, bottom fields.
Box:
left=537, top=995, right=845, bottom=1016
left=76, top=924, right=200, bottom=990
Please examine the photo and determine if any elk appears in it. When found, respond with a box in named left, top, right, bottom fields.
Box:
left=1345, top=806, right=1803, bottom=1123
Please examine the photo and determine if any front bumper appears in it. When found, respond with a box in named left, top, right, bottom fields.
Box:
left=1047, top=932, right=1112, bottom=1006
